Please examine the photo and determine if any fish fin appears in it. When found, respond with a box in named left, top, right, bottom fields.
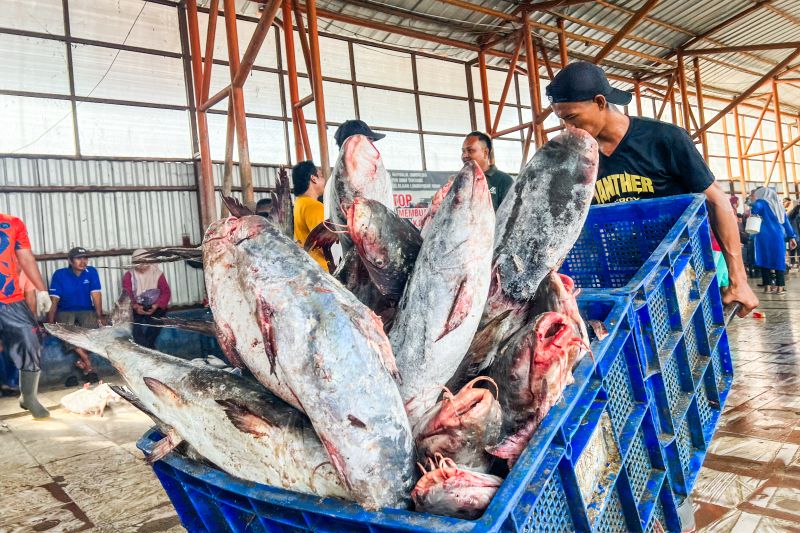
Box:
left=147, top=428, right=183, bottom=464
left=131, top=247, right=202, bottom=264
left=216, top=399, right=274, bottom=437
left=320, top=436, right=354, bottom=492
left=436, top=277, right=472, bottom=342
left=110, top=293, right=132, bottom=328
left=255, top=297, right=279, bottom=376
left=43, top=324, right=115, bottom=357
left=486, top=418, right=539, bottom=467
left=110, top=384, right=156, bottom=418
left=143, top=377, right=186, bottom=406
left=304, top=221, right=339, bottom=251
left=466, top=309, right=513, bottom=371
left=220, top=194, right=254, bottom=218
left=148, top=316, right=216, bottom=337
left=214, top=322, right=247, bottom=369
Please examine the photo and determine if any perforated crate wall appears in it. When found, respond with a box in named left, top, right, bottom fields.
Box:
left=662, top=400, right=708, bottom=497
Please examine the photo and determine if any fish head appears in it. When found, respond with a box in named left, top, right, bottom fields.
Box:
left=416, top=377, right=501, bottom=459
left=551, top=127, right=599, bottom=186
left=348, top=197, right=391, bottom=270
left=449, top=160, right=491, bottom=208
left=202, top=215, right=270, bottom=261
left=533, top=312, right=573, bottom=365
left=340, top=134, right=383, bottom=211
left=412, top=458, right=502, bottom=520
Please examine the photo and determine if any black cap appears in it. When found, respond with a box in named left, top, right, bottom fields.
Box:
left=333, top=120, right=386, bottom=148
left=546, top=61, right=632, bottom=106
left=68, top=247, right=88, bottom=260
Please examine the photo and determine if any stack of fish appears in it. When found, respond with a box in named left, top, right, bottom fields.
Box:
left=46, top=129, right=599, bottom=519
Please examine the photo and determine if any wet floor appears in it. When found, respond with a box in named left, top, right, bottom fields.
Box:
left=694, top=273, right=800, bottom=532
left=0, top=273, right=799, bottom=532
left=0, top=378, right=183, bottom=532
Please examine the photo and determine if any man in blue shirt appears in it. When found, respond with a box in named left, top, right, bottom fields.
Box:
left=46, top=247, right=106, bottom=377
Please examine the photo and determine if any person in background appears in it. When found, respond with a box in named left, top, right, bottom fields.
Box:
left=333, top=119, right=386, bottom=150
left=461, top=131, right=513, bottom=211
left=0, top=269, right=39, bottom=397
left=255, top=198, right=273, bottom=219
left=751, top=188, right=797, bottom=294
left=546, top=61, right=758, bottom=318
left=47, top=247, right=105, bottom=378
left=123, top=249, right=171, bottom=349
left=292, top=161, right=329, bottom=272
left=0, top=212, right=52, bottom=418
left=786, top=198, right=800, bottom=270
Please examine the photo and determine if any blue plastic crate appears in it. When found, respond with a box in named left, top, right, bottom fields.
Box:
left=139, top=294, right=681, bottom=532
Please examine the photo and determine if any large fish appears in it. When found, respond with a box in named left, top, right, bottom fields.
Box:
left=467, top=128, right=598, bottom=372
left=44, top=323, right=350, bottom=501
left=318, top=134, right=394, bottom=254
left=348, top=197, right=423, bottom=302
left=414, top=377, right=502, bottom=473
left=203, top=215, right=414, bottom=510
left=411, top=456, right=503, bottom=520
left=389, top=161, right=495, bottom=426
left=485, top=312, right=583, bottom=466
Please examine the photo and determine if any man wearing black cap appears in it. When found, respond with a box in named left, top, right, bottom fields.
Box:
left=333, top=119, right=386, bottom=149
left=47, top=247, right=106, bottom=378
left=546, top=61, right=757, bottom=318
left=461, top=131, right=513, bottom=211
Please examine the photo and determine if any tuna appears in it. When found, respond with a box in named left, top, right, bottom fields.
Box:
left=467, top=128, right=599, bottom=372
left=414, top=377, right=502, bottom=473
left=203, top=215, right=414, bottom=510
left=485, top=312, right=584, bottom=466
left=389, top=161, right=495, bottom=426
left=45, top=323, right=351, bottom=501
left=411, top=456, right=503, bottom=519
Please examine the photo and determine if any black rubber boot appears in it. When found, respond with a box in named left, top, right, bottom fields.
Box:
left=19, top=370, right=50, bottom=419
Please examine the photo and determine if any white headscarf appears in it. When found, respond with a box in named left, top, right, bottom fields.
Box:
left=130, top=249, right=163, bottom=301
left=754, top=187, right=785, bottom=223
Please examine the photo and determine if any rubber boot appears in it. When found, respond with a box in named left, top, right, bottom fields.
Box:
left=19, top=370, right=50, bottom=419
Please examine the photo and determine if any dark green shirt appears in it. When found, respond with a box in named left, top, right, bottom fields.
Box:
left=485, top=165, right=513, bottom=211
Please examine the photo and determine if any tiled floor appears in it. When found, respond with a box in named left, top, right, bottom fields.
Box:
left=0, top=378, right=183, bottom=532
left=694, top=273, right=800, bottom=532
left=1, top=274, right=799, bottom=532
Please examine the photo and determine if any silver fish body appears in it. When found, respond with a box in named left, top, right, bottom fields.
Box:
left=389, top=161, right=495, bottom=426
left=203, top=216, right=414, bottom=510
left=45, top=324, right=350, bottom=500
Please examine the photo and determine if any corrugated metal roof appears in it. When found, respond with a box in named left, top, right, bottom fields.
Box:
left=289, top=0, right=800, bottom=111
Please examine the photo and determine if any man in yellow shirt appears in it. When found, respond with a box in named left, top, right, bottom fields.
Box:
left=292, top=161, right=329, bottom=272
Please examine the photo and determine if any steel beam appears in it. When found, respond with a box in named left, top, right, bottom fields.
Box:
left=492, top=34, right=523, bottom=136
left=186, top=0, right=217, bottom=227
left=306, top=0, right=331, bottom=175
left=683, top=41, right=800, bottom=56
left=523, top=16, right=544, bottom=147
left=593, top=0, right=661, bottom=64
left=557, top=18, right=569, bottom=66
left=677, top=52, right=691, bottom=131
left=222, top=0, right=254, bottom=205
left=693, top=48, right=800, bottom=139
left=743, top=94, right=773, bottom=155
left=201, top=0, right=220, bottom=102
left=692, top=57, right=709, bottom=161
left=772, top=80, right=789, bottom=193
left=282, top=0, right=304, bottom=163
left=478, top=51, right=492, bottom=132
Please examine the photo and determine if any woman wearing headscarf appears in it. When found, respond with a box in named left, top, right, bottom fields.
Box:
left=750, top=187, right=797, bottom=294
left=122, top=249, right=171, bottom=347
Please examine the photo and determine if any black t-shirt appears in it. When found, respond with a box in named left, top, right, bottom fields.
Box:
left=485, top=165, right=513, bottom=211
left=593, top=116, right=715, bottom=205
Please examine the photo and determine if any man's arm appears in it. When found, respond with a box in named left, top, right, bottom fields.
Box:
left=704, top=181, right=759, bottom=317
left=47, top=297, right=59, bottom=323
left=91, top=291, right=106, bottom=325
left=16, top=249, right=45, bottom=292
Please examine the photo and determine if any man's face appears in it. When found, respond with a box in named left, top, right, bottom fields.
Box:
left=552, top=98, right=606, bottom=138
left=461, top=136, right=490, bottom=169
left=70, top=257, right=88, bottom=271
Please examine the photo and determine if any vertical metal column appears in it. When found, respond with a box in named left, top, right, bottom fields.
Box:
left=306, top=0, right=331, bottom=176
left=222, top=0, right=254, bottom=205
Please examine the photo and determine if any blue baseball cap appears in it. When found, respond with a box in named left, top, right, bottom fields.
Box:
left=546, top=61, right=632, bottom=106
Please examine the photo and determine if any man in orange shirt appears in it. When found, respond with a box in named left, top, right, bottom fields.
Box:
left=0, top=213, right=52, bottom=419
left=292, top=161, right=329, bottom=272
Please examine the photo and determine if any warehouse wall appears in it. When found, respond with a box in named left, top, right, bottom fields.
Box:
left=0, top=155, right=279, bottom=310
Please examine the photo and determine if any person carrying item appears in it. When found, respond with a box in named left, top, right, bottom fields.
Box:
left=460, top=131, right=513, bottom=211
left=47, top=247, right=106, bottom=378
left=122, top=249, right=171, bottom=348
left=546, top=61, right=758, bottom=318
left=292, top=161, right=329, bottom=272
left=0, top=212, right=53, bottom=418
left=333, top=119, right=386, bottom=150
left=785, top=197, right=800, bottom=270
left=751, top=187, right=797, bottom=294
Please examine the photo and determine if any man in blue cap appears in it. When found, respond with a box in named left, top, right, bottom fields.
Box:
left=546, top=61, right=758, bottom=319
